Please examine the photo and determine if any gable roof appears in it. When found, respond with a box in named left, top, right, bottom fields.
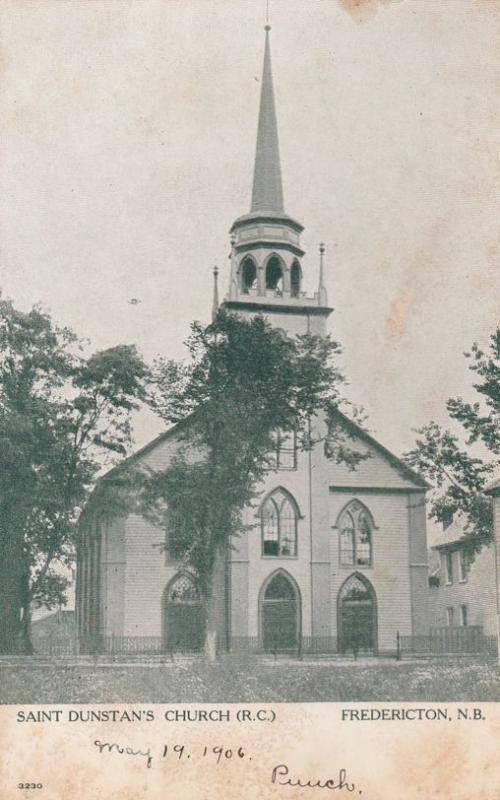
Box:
left=99, top=414, right=192, bottom=484
left=431, top=513, right=468, bottom=550
left=97, top=407, right=429, bottom=492
left=331, top=410, right=430, bottom=490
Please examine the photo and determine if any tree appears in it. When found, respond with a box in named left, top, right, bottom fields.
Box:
left=404, top=328, right=500, bottom=552
left=0, top=298, right=148, bottom=653
left=136, top=309, right=361, bottom=659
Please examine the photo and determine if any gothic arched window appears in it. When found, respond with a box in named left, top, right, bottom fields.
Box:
left=290, top=260, right=301, bottom=297
left=338, top=500, right=374, bottom=567
left=265, top=256, right=283, bottom=292
left=167, top=573, right=201, bottom=604
left=241, top=257, right=257, bottom=293
left=261, top=489, right=299, bottom=557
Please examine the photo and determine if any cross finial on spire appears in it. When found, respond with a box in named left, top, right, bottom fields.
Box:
left=212, top=264, right=219, bottom=322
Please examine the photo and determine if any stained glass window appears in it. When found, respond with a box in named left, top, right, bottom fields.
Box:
left=261, top=489, right=298, bottom=557
left=340, top=575, right=371, bottom=602
left=338, top=501, right=373, bottom=567
left=167, top=574, right=200, bottom=604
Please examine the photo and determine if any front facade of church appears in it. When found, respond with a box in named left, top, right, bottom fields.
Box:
left=76, top=27, right=430, bottom=656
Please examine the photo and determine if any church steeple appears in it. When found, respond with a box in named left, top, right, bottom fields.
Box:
left=251, top=26, right=284, bottom=215
left=224, top=25, right=332, bottom=337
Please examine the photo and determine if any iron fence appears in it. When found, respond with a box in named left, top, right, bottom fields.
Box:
left=397, top=626, right=498, bottom=658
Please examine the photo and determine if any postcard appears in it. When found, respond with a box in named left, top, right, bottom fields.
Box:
left=0, top=1, right=499, bottom=798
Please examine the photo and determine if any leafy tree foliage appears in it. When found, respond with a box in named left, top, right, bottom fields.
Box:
left=0, top=298, right=148, bottom=653
left=404, top=328, right=500, bottom=550
left=136, top=310, right=359, bottom=655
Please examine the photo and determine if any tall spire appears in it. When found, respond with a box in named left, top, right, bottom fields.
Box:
left=251, top=26, right=284, bottom=215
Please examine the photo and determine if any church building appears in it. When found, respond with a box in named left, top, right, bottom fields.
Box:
left=76, top=27, right=430, bottom=656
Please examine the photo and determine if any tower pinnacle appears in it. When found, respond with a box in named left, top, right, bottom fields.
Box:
left=251, top=26, right=284, bottom=214
left=212, top=265, right=219, bottom=322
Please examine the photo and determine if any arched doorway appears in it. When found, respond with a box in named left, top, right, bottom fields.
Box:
left=337, top=574, right=377, bottom=655
left=163, top=572, right=204, bottom=652
left=260, top=571, right=300, bottom=652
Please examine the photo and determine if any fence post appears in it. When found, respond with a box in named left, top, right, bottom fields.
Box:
left=396, top=631, right=401, bottom=661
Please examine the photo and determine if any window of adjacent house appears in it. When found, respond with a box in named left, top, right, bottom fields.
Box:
left=447, top=607, right=454, bottom=626
left=338, top=500, right=374, bottom=567
left=265, top=429, right=297, bottom=470
left=261, top=489, right=298, bottom=557
left=460, top=604, right=468, bottom=627
left=459, top=549, right=469, bottom=582
left=445, top=552, right=453, bottom=584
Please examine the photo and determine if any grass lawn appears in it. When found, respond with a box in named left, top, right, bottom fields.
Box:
left=1, top=655, right=499, bottom=703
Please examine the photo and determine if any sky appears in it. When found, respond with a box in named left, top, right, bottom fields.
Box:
left=1, top=0, right=499, bottom=462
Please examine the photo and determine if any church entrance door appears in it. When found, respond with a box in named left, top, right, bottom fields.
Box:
left=261, top=571, right=300, bottom=652
left=164, top=573, right=205, bottom=651
left=338, top=574, right=377, bottom=655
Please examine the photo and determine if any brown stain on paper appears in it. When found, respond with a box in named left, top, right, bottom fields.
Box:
left=337, top=0, right=399, bottom=23
left=387, top=291, right=410, bottom=338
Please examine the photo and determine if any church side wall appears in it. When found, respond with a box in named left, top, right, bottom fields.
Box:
left=100, top=515, right=126, bottom=638
left=123, top=514, right=171, bottom=638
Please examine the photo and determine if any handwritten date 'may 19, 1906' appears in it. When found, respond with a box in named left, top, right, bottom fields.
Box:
left=94, top=740, right=362, bottom=792
left=94, top=739, right=252, bottom=770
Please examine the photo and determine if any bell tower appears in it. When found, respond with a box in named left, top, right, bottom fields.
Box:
left=223, top=25, right=332, bottom=337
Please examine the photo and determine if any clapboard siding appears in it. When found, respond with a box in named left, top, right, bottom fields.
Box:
left=124, top=514, right=171, bottom=637
left=328, top=443, right=418, bottom=489
left=101, top=516, right=126, bottom=636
